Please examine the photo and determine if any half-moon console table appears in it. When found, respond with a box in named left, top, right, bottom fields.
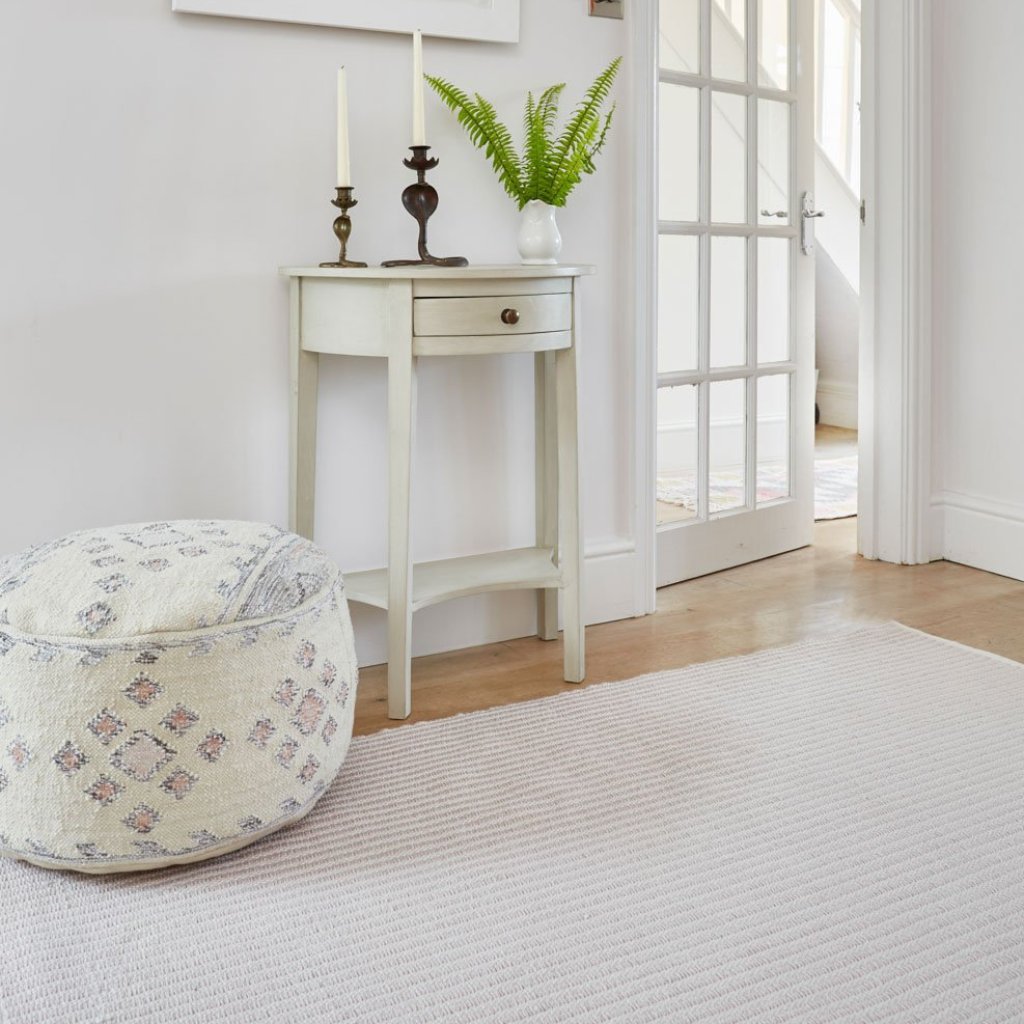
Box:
left=280, top=264, right=594, bottom=719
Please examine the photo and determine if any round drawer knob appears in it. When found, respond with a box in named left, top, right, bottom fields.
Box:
left=500, top=307, right=520, bottom=325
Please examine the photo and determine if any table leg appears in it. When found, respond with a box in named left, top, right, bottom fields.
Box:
left=289, top=280, right=318, bottom=539
left=556, top=340, right=584, bottom=683
left=535, top=350, right=559, bottom=641
left=387, top=349, right=417, bottom=719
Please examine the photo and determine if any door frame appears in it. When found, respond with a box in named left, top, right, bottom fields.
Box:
left=629, top=0, right=934, bottom=612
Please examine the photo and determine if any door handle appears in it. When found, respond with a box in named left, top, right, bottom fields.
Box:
left=800, top=192, right=826, bottom=254
left=760, top=209, right=788, bottom=219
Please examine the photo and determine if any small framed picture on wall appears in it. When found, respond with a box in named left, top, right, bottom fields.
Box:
left=589, top=0, right=623, bottom=18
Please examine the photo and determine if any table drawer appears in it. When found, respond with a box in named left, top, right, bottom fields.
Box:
left=413, top=293, right=571, bottom=337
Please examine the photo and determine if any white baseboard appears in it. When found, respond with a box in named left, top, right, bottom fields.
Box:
left=931, top=490, right=1024, bottom=582
left=350, top=539, right=640, bottom=668
left=657, top=416, right=788, bottom=473
left=816, top=379, right=858, bottom=430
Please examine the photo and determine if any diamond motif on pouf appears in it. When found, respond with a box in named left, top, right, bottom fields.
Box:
left=123, top=804, right=161, bottom=834
left=160, top=705, right=199, bottom=737
left=292, top=690, right=327, bottom=736
left=111, top=731, right=176, bottom=782
left=0, top=520, right=358, bottom=873
left=160, top=769, right=197, bottom=801
left=7, top=738, right=31, bottom=771
left=248, top=719, right=276, bottom=749
left=85, top=775, right=123, bottom=807
left=53, top=742, right=88, bottom=775
left=196, top=731, right=228, bottom=763
left=123, top=673, right=162, bottom=708
left=88, top=708, right=126, bottom=746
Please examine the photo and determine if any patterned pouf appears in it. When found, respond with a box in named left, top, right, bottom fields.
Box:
left=0, top=520, right=358, bottom=873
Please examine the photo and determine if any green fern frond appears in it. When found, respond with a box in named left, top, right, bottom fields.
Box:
left=426, top=59, right=619, bottom=210
left=545, top=57, right=622, bottom=201
left=426, top=75, right=522, bottom=201
left=525, top=83, right=564, bottom=202
left=550, top=117, right=601, bottom=207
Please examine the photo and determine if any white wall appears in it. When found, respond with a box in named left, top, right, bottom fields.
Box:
left=930, top=0, right=1024, bottom=580
left=815, top=150, right=860, bottom=293
left=815, top=247, right=859, bottom=429
left=814, top=105, right=860, bottom=431
left=0, top=1, right=637, bottom=664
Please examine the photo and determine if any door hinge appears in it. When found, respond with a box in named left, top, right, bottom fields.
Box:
left=860, top=199, right=866, bottom=224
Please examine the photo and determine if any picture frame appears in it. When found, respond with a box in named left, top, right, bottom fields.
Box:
left=171, top=0, right=521, bottom=43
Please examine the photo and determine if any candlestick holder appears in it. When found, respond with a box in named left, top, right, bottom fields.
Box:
left=319, top=186, right=367, bottom=269
left=381, top=147, right=469, bottom=268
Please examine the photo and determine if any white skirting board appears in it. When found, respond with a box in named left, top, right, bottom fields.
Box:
left=349, top=541, right=638, bottom=668
left=816, top=378, right=858, bottom=429
left=930, top=491, right=1024, bottom=582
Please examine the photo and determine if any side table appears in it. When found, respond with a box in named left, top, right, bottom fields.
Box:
left=281, top=264, right=594, bottom=719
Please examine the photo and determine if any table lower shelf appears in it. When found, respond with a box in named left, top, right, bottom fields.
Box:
left=344, top=546, right=562, bottom=613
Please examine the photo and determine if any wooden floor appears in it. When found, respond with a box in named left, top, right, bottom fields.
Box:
left=815, top=423, right=858, bottom=458
left=354, top=518, right=1024, bottom=735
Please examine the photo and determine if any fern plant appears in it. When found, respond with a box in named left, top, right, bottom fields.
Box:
left=426, top=58, right=621, bottom=209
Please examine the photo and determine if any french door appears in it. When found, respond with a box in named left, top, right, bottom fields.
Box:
left=656, top=0, right=816, bottom=586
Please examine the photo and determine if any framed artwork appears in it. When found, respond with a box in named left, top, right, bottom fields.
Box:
left=171, top=0, right=520, bottom=43
left=589, top=0, right=624, bottom=18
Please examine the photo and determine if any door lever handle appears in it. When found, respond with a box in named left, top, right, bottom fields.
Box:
left=800, top=192, right=825, bottom=254
left=760, top=209, right=788, bottom=219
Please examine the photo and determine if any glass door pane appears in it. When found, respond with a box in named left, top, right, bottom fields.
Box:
left=712, top=0, right=747, bottom=82
left=660, top=0, right=701, bottom=74
left=659, top=84, right=701, bottom=222
left=758, top=99, right=790, bottom=223
left=757, top=374, right=790, bottom=502
left=710, top=236, right=747, bottom=368
left=657, top=385, right=699, bottom=524
left=711, top=92, right=748, bottom=223
left=709, top=378, right=748, bottom=513
left=658, top=235, right=700, bottom=373
left=757, top=237, right=790, bottom=362
left=758, top=0, right=789, bottom=89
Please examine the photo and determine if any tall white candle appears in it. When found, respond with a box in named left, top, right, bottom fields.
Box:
left=412, top=30, right=427, bottom=146
left=336, top=67, right=351, bottom=188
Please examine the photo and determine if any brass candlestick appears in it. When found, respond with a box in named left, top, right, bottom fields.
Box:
left=382, top=146, right=468, bottom=268
left=319, top=186, right=367, bottom=268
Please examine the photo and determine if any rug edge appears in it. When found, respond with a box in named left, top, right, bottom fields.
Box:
left=888, top=622, right=1024, bottom=671
left=353, top=621, right=949, bottom=747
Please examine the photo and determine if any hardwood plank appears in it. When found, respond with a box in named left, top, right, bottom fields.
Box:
left=353, top=518, right=1024, bottom=735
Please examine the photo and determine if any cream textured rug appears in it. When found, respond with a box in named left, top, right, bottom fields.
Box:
left=3, top=624, right=1023, bottom=1023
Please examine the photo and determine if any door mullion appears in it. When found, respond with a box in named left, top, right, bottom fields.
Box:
left=660, top=69, right=796, bottom=103
left=747, top=0, right=758, bottom=89
left=661, top=221, right=796, bottom=238
left=746, top=241, right=758, bottom=510
left=745, top=0, right=758, bottom=511
left=698, top=227, right=711, bottom=520
left=698, top=380, right=711, bottom=521
left=698, top=0, right=712, bottom=521
left=700, top=0, right=712, bottom=78
left=788, top=0, right=800, bottom=500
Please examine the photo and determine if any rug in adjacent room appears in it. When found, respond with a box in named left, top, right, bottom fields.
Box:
left=658, top=453, right=858, bottom=522
left=2, top=624, right=1022, bottom=1023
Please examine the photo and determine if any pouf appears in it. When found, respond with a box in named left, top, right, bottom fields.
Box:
left=0, top=520, right=358, bottom=873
